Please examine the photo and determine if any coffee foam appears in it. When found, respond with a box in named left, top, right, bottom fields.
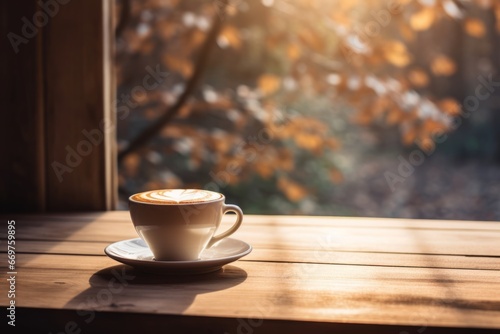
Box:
left=131, top=189, right=222, bottom=204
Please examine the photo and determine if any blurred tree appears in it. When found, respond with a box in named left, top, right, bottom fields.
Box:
left=115, top=0, right=500, bottom=211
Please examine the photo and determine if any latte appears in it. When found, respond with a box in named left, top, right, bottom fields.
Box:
left=130, top=189, right=223, bottom=204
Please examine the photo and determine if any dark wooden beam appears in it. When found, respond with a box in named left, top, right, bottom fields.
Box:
left=0, top=0, right=116, bottom=212
left=0, top=1, right=45, bottom=212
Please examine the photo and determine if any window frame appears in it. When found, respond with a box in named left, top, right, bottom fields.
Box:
left=1, top=0, right=116, bottom=212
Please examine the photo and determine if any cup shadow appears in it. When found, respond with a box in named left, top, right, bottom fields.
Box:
left=64, top=264, right=248, bottom=314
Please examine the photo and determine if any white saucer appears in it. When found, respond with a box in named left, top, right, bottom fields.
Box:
left=104, top=238, right=252, bottom=275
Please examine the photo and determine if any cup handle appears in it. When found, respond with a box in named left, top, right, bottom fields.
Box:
left=206, top=204, right=243, bottom=248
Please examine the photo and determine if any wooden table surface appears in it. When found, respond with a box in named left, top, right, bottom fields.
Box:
left=1, top=212, right=499, bottom=333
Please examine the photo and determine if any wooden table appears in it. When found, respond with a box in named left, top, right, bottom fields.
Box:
left=1, top=212, right=499, bottom=333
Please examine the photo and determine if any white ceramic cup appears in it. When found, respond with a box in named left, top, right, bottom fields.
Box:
left=129, top=189, right=243, bottom=261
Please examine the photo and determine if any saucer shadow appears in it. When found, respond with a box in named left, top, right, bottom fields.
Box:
left=64, top=264, right=248, bottom=314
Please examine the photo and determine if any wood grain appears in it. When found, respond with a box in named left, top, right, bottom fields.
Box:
left=6, top=212, right=500, bottom=230
left=2, top=254, right=500, bottom=329
left=7, top=239, right=500, bottom=270
left=3, top=215, right=500, bottom=256
left=0, top=1, right=45, bottom=212
left=1, top=213, right=499, bottom=332
left=0, top=1, right=116, bottom=212
left=44, top=0, right=115, bottom=211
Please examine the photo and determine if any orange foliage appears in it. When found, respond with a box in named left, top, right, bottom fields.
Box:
left=278, top=177, right=308, bottom=202
left=408, top=69, right=429, bottom=87
left=410, top=7, right=435, bottom=31
left=438, top=98, right=461, bottom=116
left=431, top=55, right=456, bottom=77
left=257, top=74, right=281, bottom=96
left=116, top=0, right=498, bottom=202
left=219, top=25, right=241, bottom=49
left=384, top=41, right=411, bottom=67
left=162, top=54, right=193, bottom=78
left=465, top=18, right=486, bottom=38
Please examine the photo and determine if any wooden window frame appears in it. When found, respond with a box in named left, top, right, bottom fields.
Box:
left=1, top=0, right=116, bottom=212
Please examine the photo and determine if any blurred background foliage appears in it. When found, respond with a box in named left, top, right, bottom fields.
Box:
left=116, top=0, right=500, bottom=219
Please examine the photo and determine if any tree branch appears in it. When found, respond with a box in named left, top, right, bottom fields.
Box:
left=118, top=0, right=229, bottom=164
left=115, top=0, right=131, bottom=39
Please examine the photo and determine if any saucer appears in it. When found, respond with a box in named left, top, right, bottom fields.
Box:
left=104, top=238, right=252, bottom=275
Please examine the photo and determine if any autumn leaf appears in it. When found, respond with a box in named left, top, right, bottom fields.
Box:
left=326, top=137, right=340, bottom=150
left=254, top=160, right=274, bottom=179
left=156, top=21, right=178, bottom=39
left=329, top=169, right=343, bottom=184
left=257, top=74, right=281, bottom=95
left=123, top=153, right=140, bottom=177
left=161, top=126, right=186, bottom=138
left=278, top=176, right=308, bottom=202
left=144, top=108, right=159, bottom=120
left=402, top=127, right=417, bottom=145
left=431, top=55, right=456, bottom=76
left=384, top=40, right=411, bottom=67
left=465, top=18, right=486, bottom=38
left=178, top=105, right=192, bottom=118
left=438, top=98, right=461, bottom=116
left=212, top=135, right=232, bottom=154
left=422, top=119, right=447, bottom=134
left=287, top=43, right=301, bottom=61
left=190, top=145, right=203, bottom=169
left=354, top=109, right=374, bottom=125
left=294, top=133, right=323, bottom=152
left=162, top=54, right=193, bottom=78
left=218, top=25, right=241, bottom=49
left=410, top=7, right=436, bottom=31
left=417, top=136, right=435, bottom=154
left=371, top=96, right=390, bottom=117
left=400, top=24, right=415, bottom=41
left=386, top=108, right=403, bottom=125
left=409, top=69, right=429, bottom=87
left=188, top=29, right=206, bottom=48
left=277, top=149, right=294, bottom=171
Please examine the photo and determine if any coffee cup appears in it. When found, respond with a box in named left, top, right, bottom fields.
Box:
left=129, top=189, right=243, bottom=261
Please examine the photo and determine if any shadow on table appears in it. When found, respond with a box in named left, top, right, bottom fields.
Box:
left=64, top=264, right=248, bottom=315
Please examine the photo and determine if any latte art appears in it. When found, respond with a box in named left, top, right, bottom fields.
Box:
left=131, top=189, right=222, bottom=204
